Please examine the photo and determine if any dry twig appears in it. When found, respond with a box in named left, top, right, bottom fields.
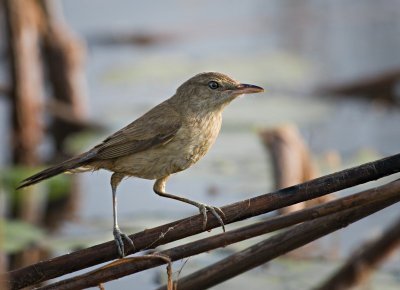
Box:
left=156, top=184, right=400, bottom=290
left=315, top=214, right=400, bottom=290
left=38, top=179, right=400, bottom=289
left=3, top=153, right=400, bottom=289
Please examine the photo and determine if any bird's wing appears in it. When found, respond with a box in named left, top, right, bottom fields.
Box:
left=92, top=101, right=182, bottom=160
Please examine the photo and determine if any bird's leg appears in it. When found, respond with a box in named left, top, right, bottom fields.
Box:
left=153, top=176, right=225, bottom=232
left=111, top=173, right=134, bottom=257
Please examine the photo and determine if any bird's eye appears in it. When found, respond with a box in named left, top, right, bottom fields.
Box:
left=208, top=81, right=219, bottom=90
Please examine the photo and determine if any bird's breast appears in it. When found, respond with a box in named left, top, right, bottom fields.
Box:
left=182, top=112, right=222, bottom=150
left=167, top=112, right=222, bottom=168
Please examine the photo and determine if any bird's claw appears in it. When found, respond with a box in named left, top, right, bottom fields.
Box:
left=113, top=227, right=135, bottom=257
left=198, top=203, right=226, bottom=232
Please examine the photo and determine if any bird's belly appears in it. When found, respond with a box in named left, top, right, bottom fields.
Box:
left=110, top=137, right=213, bottom=180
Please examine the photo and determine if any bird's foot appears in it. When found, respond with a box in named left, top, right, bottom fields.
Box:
left=113, top=227, right=135, bottom=258
left=197, top=203, right=226, bottom=232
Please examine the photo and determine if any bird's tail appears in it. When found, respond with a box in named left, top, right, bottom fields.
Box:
left=17, top=152, right=95, bottom=189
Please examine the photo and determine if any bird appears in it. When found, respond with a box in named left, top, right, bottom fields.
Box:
left=18, top=72, right=264, bottom=257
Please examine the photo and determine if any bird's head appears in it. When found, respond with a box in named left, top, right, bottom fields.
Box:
left=173, top=72, right=264, bottom=113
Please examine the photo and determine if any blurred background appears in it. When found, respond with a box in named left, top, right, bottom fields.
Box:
left=1, top=0, right=400, bottom=289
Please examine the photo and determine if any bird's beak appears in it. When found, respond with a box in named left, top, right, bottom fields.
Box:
left=234, top=83, right=264, bottom=94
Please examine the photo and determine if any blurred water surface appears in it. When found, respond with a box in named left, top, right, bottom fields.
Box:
left=2, top=0, right=400, bottom=289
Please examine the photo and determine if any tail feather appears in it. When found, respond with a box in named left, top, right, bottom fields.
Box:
left=17, top=152, right=95, bottom=189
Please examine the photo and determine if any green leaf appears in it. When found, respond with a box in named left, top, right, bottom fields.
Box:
left=0, top=219, right=45, bottom=254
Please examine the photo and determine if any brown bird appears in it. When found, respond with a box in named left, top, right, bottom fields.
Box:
left=18, top=72, right=264, bottom=257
